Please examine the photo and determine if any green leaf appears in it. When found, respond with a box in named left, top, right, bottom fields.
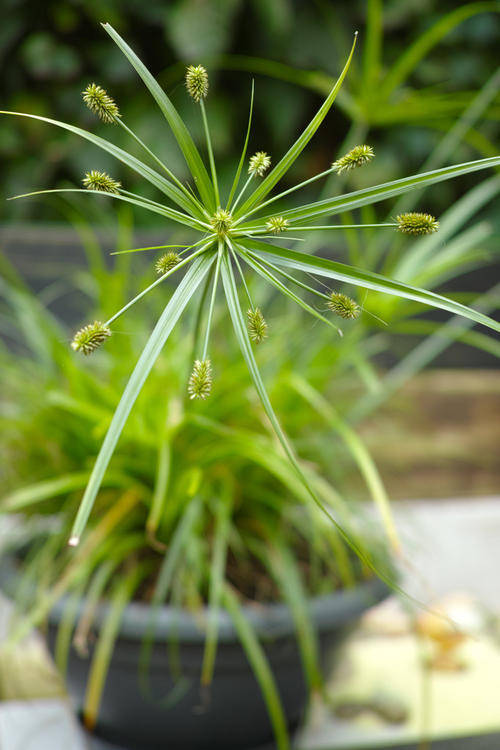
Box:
left=350, top=283, right=500, bottom=423
left=84, top=564, right=147, bottom=730
left=250, top=157, right=500, bottom=224
left=288, top=373, right=400, bottom=553
left=9, top=188, right=206, bottom=231
left=201, top=492, right=231, bottom=686
left=223, top=585, right=290, bottom=750
left=265, top=541, right=322, bottom=692
left=1, top=472, right=130, bottom=512
left=69, top=254, right=215, bottom=544
left=226, top=80, right=255, bottom=209
left=241, top=237, right=500, bottom=334
left=381, top=3, right=500, bottom=97
left=234, top=34, right=358, bottom=217
left=0, top=111, right=201, bottom=217
left=237, top=244, right=339, bottom=333
left=102, top=23, right=215, bottom=210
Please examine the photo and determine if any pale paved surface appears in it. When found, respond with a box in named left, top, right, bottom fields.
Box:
left=1, top=497, right=500, bottom=749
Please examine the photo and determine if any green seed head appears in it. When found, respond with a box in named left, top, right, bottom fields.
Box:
left=396, top=212, right=439, bottom=236
left=71, top=321, right=111, bottom=355
left=247, top=308, right=268, bottom=344
left=332, top=144, right=374, bottom=174
left=265, top=216, right=289, bottom=234
left=210, top=208, right=233, bottom=237
left=155, top=252, right=181, bottom=275
left=82, top=83, right=120, bottom=123
left=327, top=292, right=360, bottom=320
left=248, top=151, right=271, bottom=177
left=185, top=65, right=209, bottom=102
left=188, top=359, right=212, bottom=400
left=82, top=170, right=121, bottom=194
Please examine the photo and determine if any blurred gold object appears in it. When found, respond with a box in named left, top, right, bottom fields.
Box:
left=417, top=593, right=483, bottom=671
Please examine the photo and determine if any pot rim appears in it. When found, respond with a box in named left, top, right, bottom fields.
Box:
left=0, top=553, right=389, bottom=644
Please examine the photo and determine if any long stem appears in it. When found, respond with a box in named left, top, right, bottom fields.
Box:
left=226, top=238, right=253, bottom=308
left=234, top=168, right=334, bottom=224
left=110, top=234, right=215, bottom=257
left=231, top=175, right=253, bottom=214
left=237, top=223, right=396, bottom=235
left=200, top=100, right=220, bottom=207
left=105, top=242, right=213, bottom=326
left=201, top=243, right=223, bottom=360
left=116, top=118, right=206, bottom=217
left=117, top=188, right=210, bottom=229
left=244, top=248, right=328, bottom=301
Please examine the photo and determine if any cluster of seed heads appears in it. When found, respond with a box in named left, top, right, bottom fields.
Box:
left=396, top=212, right=439, bottom=236
left=248, top=151, right=271, bottom=177
left=266, top=216, right=289, bottom=234
left=210, top=208, right=233, bottom=236
left=82, top=170, right=121, bottom=194
left=73, top=64, right=439, bottom=401
left=185, top=65, right=209, bottom=102
left=71, top=321, right=111, bottom=355
left=155, top=252, right=181, bottom=275
left=247, top=308, right=268, bottom=344
left=82, top=83, right=120, bottom=123
left=188, top=359, right=212, bottom=400
left=332, top=144, right=374, bottom=174
left=327, top=292, right=360, bottom=320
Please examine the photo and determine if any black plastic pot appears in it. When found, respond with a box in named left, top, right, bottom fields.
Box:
left=1, top=556, right=387, bottom=749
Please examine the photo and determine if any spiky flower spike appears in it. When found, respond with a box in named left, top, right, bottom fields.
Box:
left=327, top=292, right=360, bottom=320
left=82, top=83, right=120, bottom=123
left=396, top=212, right=439, bottom=236
left=82, top=170, right=121, bottom=194
left=155, top=251, right=181, bottom=275
left=247, top=308, right=268, bottom=344
left=185, top=65, right=209, bottom=102
left=248, top=151, right=271, bottom=177
left=71, top=321, right=111, bottom=355
left=188, top=359, right=212, bottom=400
left=266, top=216, right=289, bottom=234
left=210, top=208, right=233, bottom=236
left=332, top=144, right=374, bottom=174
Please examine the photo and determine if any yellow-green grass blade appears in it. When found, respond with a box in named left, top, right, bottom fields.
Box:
left=226, top=80, right=255, bottom=209
left=234, top=34, right=358, bottom=218
left=241, top=237, right=500, bottom=334
left=8, top=188, right=206, bottom=231
left=68, top=254, right=215, bottom=545
left=250, top=156, right=500, bottom=224
left=223, top=584, right=290, bottom=750
left=102, top=23, right=215, bottom=210
left=288, top=373, right=400, bottom=554
left=381, top=3, right=500, bottom=98
left=0, top=111, right=202, bottom=218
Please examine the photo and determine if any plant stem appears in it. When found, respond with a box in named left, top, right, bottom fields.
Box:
left=201, top=243, right=223, bottom=360
left=199, top=100, right=220, bottom=206
left=235, top=168, right=335, bottom=224
left=116, top=118, right=207, bottom=217
left=105, top=242, right=213, bottom=326
left=231, top=175, right=253, bottom=213
left=226, top=238, right=253, bottom=308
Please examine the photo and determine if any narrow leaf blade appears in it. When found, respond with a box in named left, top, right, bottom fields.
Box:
left=235, top=34, right=358, bottom=217
left=69, top=254, right=215, bottom=544
left=242, top=237, right=500, bottom=333
left=102, top=23, right=215, bottom=209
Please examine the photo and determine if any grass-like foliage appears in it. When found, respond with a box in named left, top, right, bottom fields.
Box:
left=2, top=26, right=499, bottom=565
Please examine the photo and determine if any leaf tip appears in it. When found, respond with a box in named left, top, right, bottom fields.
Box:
left=68, top=535, right=80, bottom=547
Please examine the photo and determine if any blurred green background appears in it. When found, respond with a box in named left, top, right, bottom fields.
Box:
left=1, top=0, right=499, bottom=224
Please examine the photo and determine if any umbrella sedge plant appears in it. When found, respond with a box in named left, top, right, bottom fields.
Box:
left=2, top=22, right=500, bottom=583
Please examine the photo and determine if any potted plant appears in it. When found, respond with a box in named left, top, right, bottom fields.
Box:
left=1, top=23, right=499, bottom=750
